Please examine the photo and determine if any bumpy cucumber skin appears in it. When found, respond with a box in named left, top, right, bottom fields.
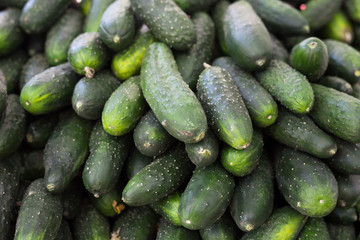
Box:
left=90, top=188, right=125, bottom=217
left=199, top=215, right=240, bottom=240
left=150, top=191, right=182, bottom=226
left=173, top=0, right=217, bottom=13
left=211, top=1, right=230, bottom=55
left=20, top=63, right=80, bottom=115
left=336, top=174, right=360, bottom=208
left=102, top=76, right=146, bottom=136
left=45, top=9, right=83, bottom=66
left=326, top=222, right=356, bottom=240
left=197, top=66, right=252, bottom=149
left=25, top=114, right=58, bottom=149
left=319, top=76, right=353, bottom=94
left=297, top=218, right=330, bottom=240
left=309, top=84, right=360, bottom=143
left=157, top=218, right=201, bottom=240
left=326, top=207, right=358, bottom=224
left=83, top=0, right=113, bottom=32
left=321, top=11, right=354, bottom=44
left=20, top=150, right=45, bottom=181
left=130, top=0, right=196, bottom=51
left=0, top=8, right=24, bottom=57
left=256, top=60, right=314, bottom=114
left=223, top=1, right=272, bottom=71
left=126, top=147, right=153, bottom=179
left=212, top=57, right=278, bottom=128
left=270, top=34, right=289, bottom=63
left=345, top=0, right=360, bottom=23
left=54, top=220, right=73, bottom=240
left=19, top=54, right=49, bottom=91
left=140, top=42, right=207, bottom=144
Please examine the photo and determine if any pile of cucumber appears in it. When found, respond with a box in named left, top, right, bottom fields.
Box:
left=1, top=0, right=360, bottom=239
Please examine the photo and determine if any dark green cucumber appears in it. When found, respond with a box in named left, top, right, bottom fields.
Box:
left=141, top=42, right=207, bottom=144
left=0, top=94, right=27, bottom=159
left=130, top=0, right=196, bottom=51
left=25, top=114, right=58, bottom=149
left=157, top=218, right=201, bottom=240
left=319, top=76, right=353, bottom=94
left=255, top=59, right=314, bottom=114
left=90, top=188, right=125, bottom=217
left=20, top=63, right=80, bottom=115
left=173, top=0, right=217, bottom=13
left=199, top=215, right=240, bottom=240
left=55, top=220, right=73, bottom=240
left=247, top=0, right=309, bottom=35
left=77, top=0, right=91, bottom=16
left=150, top=191, right=182, bottom=226
left=297, top=218, right=330, bottom=240
left=265, top=107, right=337, bottom=159
left=14, top=179, right=63, bottom=240
left=289, top=37, right=329, bottom=82
left=72, top=70, right=119, bottom=120
left=175, top=12, right=215, bottom=90
left=178, top=163, right=235, bottom=230
left=0, top=8, right=24, bottom=57
left=211, top=1, right=230, bottom=55
left=0, top=0, right=27, bottom=8
left=122, top=144, right=194, bottom=206
left=126, top=147, right=153, bottom=179
left=68, top=32, right=110, bottom=78
left=60, top=178, right=83, bottom=220
left=83, top=0, right=113, bottom=32
left=0, top=69, right=6, bottom=120
left=223, top=1, right=272, bottom=71
left=44, top=111, right=93, bottom=194
left=241, top=206, right=306, bottom=240
left=99, top=0, right=136, bottom=51
left=133, top=110, right=176, bottom=157
left=275, top=147, right=338, bottom=217
left=230, top=155, right=274, bottom=232
left=336, top=174, right=360, bottom=208
left=20, top=0, right=72, bottom=34
left=45, top=9, right=83, bottom=66
left=102, top=76, right=146, bottom=136
left=309, top=84, right=360, bottom=143
left=19, top=54, right=49, bottom=91
left=197, top=65, right=252, bottom=149
left=212, top=56, right=278, bottom=128
left=321, top=11, right=354, bottom=44
left=220, top=130, right=263, bottom=177
left=326, top=222, right=356, bottom=240
left=271, top=34, right=289, bottom=63
left=83, top=120, right=131, bottom=197
left=27, top=34, right=45, bottom=57
left=20, top=150, right=45, bottom=181
left=345, top=0, right=360, bottom=23
left=326, top=207, right=358, bottom=224
left=111, top=30, right=156, bottom=81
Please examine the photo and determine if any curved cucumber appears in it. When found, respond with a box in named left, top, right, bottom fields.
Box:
left=19, top=54, right=49, bottom=91
left=150, top=191, right=182, bottom=226
left=0, top=8, right=24, bottom=57
left=126, top=147, right=153, bottom=179
left=321, top=11, right=354, bottom=44
left=83, top=0, right=113, bottom=32
left=297, top=218, right=330, bottom=240
left=157, top=218, right=201, bottom=240
left=211, top=1, right=230, bottom=55
left=319, top=76, right=353, bottom=94
left=90, top=188, right=125, bottom=217
left=25, top=114, right=58, bottom=149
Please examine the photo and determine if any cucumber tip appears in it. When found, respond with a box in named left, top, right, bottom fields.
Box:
left=84, top=66, right=95, bottom=78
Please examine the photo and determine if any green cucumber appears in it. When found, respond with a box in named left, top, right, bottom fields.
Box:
left=271, top=34, right=289, bottom=63
left=20, top=63, right=80, bottom=115
left=265, top=107, right=337, bottom=159
left=55, top=220, right=73, bottom=240
left=83, top=0, right=113, bottom=32
left=326, top=207, right=358, bottom=224
left=20, top=150, right=45, bottom=181
left=141, top=42, right=207, bottom=144
left=289, top=37, right=329, bottom=82
left=122, top=144, right=194, bottom=206
left=44, top=111, right=93, bottom=194
left=126, top=147, right=153, bottom=179
left=27, top=34, right=45, bottom=57
left=326, top=222, right=356, bottom=240
left=130, top=0, right=196, bottom=51
left=0, top=8, right=24, bottom=57
left=150, top=191, right=182, bottom=226
left=199, top=215, right=240, bottom=240
left=220, top=130, right=263, bottom=177
left=19, top=54, right=49, bottom=91
left=0, top=0, right=27, bottom=8
left=90, top=188, right=125, bottom=217
left=230, top=155, right=274, bottom=232
left=321, top=11, right=354, bottom=44
left=223, top=1, right=272, bottom=71
left=133, top=110, right=176, bottom=157
left=275, top=147, right=338, bottom=217
left=0, top=69, right=6, bottom=119
left=72, top=70, right=119, bottom=120
left=14, top=179, right=63, bottom=240
left=175, top=12, right=215, bottom=90
left=99, top=0, right=136, bottom=51
left=102, top=76, right=146, bottom=136
left=83, top=120, right=131, bottom=197
left=336, top=174, right=360, bottom=208
left=20, top=0, right=72, bottom=34
left=345, top=0, right=360, bottom=23
left=157, top=218, right=201, bottom=240
left=173, top=0, right=217, bottom=13
left=111, top=30, right=156, bottom=81
left=178, top=163, right=235, bottom=230
left=25, top=114, right=58, bottom=149
left=211, top=1, right=229, bottom=55
left=297, top=218, right=330, bottom=240
left=45, top=9, right=84, bottom=66
left=77, top=0, right=91, bottom=16
left=60, top=178, right=83, bottom=220
left=309, top=84, right=360, bottom=143
left=212, top=56, right=278, bottom=128
left=197, top=65, right=252, bottom=149
left=319, top=76, right=353, bottom=95
left=255, top=59, right=314, bottom=114
left=68, top=32, right=110, bottom=78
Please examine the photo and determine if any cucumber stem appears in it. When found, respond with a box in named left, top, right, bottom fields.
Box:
left=84, top=66, right=95, bottom=78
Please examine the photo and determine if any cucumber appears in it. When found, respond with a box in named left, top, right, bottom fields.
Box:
left=212, top=56, right=278, bottom=128
left=211, top=1, right=229, bottom=55
left=68, top=32, right=110, bottom=78
left=55, top=220, right=73, bottom=240
left=309, top=84, right=360, bottom=143
left=27, top=34, right=45, bottom=57
left=111, top=31, right=156, bottom=81
left=141, top=42, right=207, bottom=144
left=336, top=174, right=360, bottom=208
left=20, top=0, right=72, bottom=34
left=20, top=150, right=45, bottom=181
left=223, top=1, right=272, bottom=71
left=0, top=8, right=24, bottom=57
left=319, top=76, right=353, bottom=95
left=173, top=0, right=217, bottom=13
left=275, top=147, right=338, bottom=217
left=0, top=94, right=27, bottom=159
left=0, top=0, right=27, bottom=8
left=25, top=114, right=58, bottom=149
left=126, top=147, right=153, bottom=179
left=122, top=144, right=193, bottom=206
left=289, top=37, right=329, bottom=82
left=19, top=54, right=49, bottom=91
left=157, top=218, right=201, bottom=240
left=60, top=178, right=83, bottom=220
left=130, top=0, right=196, bottom=51
left=44, top=111, right=93, bottom=194
left=326, top=222, right=356, bottom=240
left=297, top=218, right=330, bottom=240
left=199, top=215, right=240, bottom=240
left=321, top=11, right=354, bottom=44
left=150, top=191, right=182, bottom=226
left=178, top=163, right=235, bottom=230
left=45, top=9, right=84, bottom=66
left=20, top=63, right=80, bottom=115
left=255, top=59, right=314, bottom=114
left=175, top=12, right=215, bottom=90
left=72, top=70, right=119, bottom=120
left=77, top=0, right=91, bottom=16
left=271, top=34, right=289, bottom=63
left=102, top=76, right=146, bottom=136
left=345, top=0, right=360, bottom=23
left=265, top=107, right=337, bottom=159
left=83, top=0, right=113, bottom=32
left=82, top=120, right=131, bottom=197
left=90, top=188, right=125, bottom=217
left=14, top=179, right=63, bottom=240
left=99, top=0, right=136, bottom=51
left=326, top=207, right=358, bottom=224
left=197, top=65, right=252, bottom=149
left=133, top=110, right=176, bottom=157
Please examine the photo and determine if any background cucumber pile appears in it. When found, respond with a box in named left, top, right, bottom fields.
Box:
left=3, top=0, right=360, bottom=239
